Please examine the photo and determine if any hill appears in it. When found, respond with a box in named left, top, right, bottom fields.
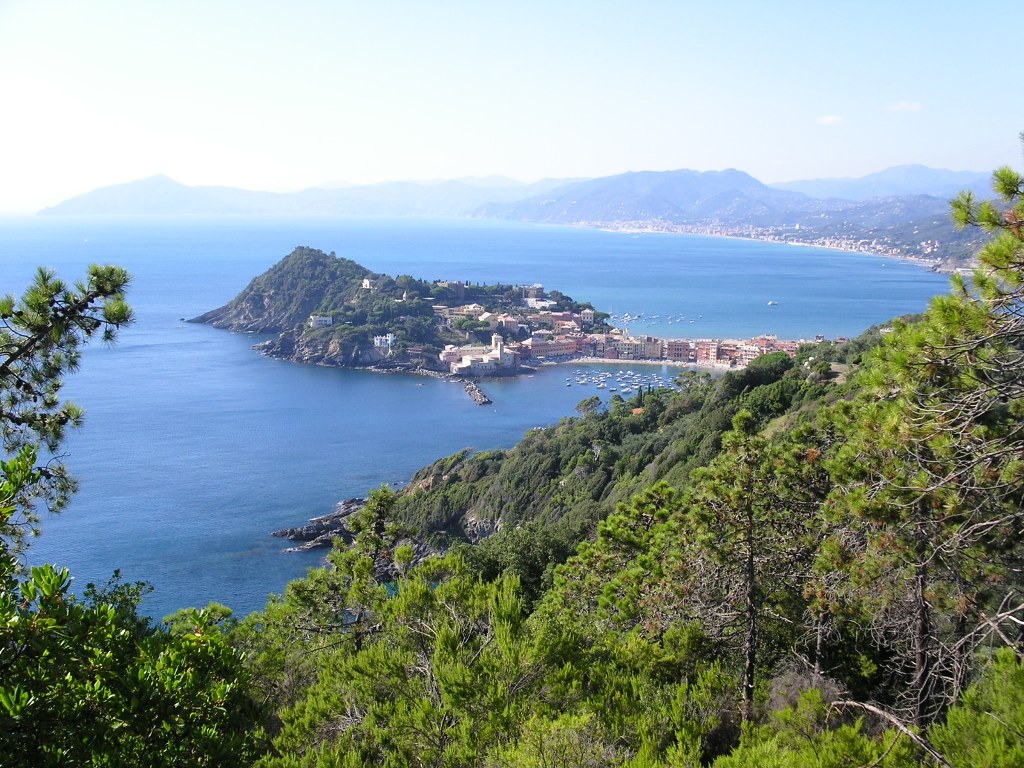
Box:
left=191, top=246, right=604, bottom=371
left=475, top=168, right=814, bottom=224
left=476, top=168, right=987, bottom=264
left=770, top=164, right=992, bottom=200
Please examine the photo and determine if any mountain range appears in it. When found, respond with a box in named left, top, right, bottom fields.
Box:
left=39, top=175, right=575, bottom=218
left=40, top=165, right=995, bottom=266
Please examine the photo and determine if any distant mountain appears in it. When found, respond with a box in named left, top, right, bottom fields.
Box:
left=40, top=175, right=579, bottom=217
left=40, top=166, right=992, bottom=266
left=475, top=168, right=819, bottom=225
left=477, top=167, right=987, bottom=265
left=770, top=164, right=991, bottom=200
left=39, top=176, right=284, bottom=216
left=475, top=168, right=962, bottom=229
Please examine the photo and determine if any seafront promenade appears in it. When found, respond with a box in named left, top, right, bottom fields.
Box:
left=523, top=331, right=813, bottom=371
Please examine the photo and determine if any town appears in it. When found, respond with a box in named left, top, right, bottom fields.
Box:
left=426, top=284, right=832, bottom=376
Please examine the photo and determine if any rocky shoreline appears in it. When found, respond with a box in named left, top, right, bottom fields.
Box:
left=252, top=338, right=504, bottom=404
left=272, top=497, right=443, bottom=583
left=271, top=497, right=364, bottom=552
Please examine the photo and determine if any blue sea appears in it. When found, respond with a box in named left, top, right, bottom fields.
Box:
left=0, top=216, right=951, bottom=618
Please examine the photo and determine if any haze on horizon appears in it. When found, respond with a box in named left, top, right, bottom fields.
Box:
left=0, top=0, right=1020, bottom=214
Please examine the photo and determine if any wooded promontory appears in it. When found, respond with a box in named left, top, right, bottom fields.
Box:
left=191, top=246, right=608, bottom=371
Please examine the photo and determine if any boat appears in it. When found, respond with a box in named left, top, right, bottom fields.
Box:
left=768, top=300, right=779, bottom=306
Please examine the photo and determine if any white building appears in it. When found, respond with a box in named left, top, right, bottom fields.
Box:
left=373, top=333, right=396, bottom=349
left=308, top=315, right=333, bottom=329
left=446, top=334, right=517, bottom=376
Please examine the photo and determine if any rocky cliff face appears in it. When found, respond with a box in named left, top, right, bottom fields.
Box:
left=254, top=332, right=389, bottom=367
left=191, top=288, right=303, bottom=334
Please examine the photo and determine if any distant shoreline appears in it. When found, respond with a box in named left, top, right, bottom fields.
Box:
left=584, top=221, right=958, bottom=274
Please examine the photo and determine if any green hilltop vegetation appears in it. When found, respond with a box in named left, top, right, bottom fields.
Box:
left=391, top=343, right=871, bottom=601
left=3, top=163, right=1024, bottom=766
left=191, top=245, right=606, bottom=369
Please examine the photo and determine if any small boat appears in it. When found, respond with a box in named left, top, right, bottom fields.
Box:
left=768, top=300, right=779, bottom=306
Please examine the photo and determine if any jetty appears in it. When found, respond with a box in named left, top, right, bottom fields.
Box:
left=464, top=379, right=491, bottom=405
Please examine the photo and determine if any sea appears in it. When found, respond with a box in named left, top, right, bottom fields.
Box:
left=0, top=216, right=951, bottom=619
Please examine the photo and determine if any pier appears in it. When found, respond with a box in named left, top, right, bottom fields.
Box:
left=463, top=379, right=491, bottom=405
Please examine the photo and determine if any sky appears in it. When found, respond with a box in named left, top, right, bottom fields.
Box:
left=0, top=0, right=1021, bottom=213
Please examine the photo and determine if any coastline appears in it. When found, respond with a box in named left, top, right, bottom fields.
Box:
left=565, top=355, right=725, bottom=370
left=583, top=221, right=962, bottom=274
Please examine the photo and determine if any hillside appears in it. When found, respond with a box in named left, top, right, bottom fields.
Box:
left=477, top=168, right=988, bottom=264
left=191, top=246, right=371, bottom=334
left=771, top=164, right=992, bottom=200
left=394, top=349, right=842, bottom=598
left=191, top=246, right=604, bottom=370
left=233, top=175, right=1024, bottom=765
left=475, top=168, right=816, bottom=224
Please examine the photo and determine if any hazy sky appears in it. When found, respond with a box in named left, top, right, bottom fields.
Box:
left=1, top=0, right=1020, bottom=212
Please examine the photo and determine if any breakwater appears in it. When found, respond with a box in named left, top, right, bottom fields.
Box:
left=464, top=380, right=491, bottom=405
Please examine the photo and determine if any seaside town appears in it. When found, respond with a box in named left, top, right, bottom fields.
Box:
left=587, top=220, right=949, bottom=266
left=426, top=284, right=830, bottom=377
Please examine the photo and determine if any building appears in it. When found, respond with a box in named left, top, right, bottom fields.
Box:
left=453, top=303, right=486, bottom=318
left=373, top=333, right=396, bottom=349
left=523, top=336, right=579, bottom=358
left=308, top=315, right=333, bottom=329
left=665, top=339, right=694, bottom=362
left=496, top=313, right=522, bottom=334
left=695, top=341, right=719, bottom=365
left=443, top=334, right=519, bottom=376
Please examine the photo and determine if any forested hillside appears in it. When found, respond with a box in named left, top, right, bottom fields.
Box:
left=233, top=165, right=1024, bottom=766
left=4, top=165, right=1024, bottom=766
left=389, top=339, right=882, bottom=602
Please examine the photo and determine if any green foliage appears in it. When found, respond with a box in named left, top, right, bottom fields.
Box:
left=483, top=711, right=631, bottom=767
left=929, top=648, right=1024, bottom=767
left=394, top=356, right=833, bottom=600
left=0, top=264, right=132, bottom=553
left=252, top=554, right=539, bottom=767
left=0, top=266, right=264, bottom=765
left=712, top=689, right=916, bottom=768
left=811, top=162, right=1024, bottom=726
left=0, top=565, right=264, bottom=766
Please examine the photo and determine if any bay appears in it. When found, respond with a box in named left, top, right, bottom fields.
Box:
left=0, top=216, right=951, bottom=618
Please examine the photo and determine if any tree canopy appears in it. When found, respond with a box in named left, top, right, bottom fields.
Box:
left=0, top=265, right=264, bottom=766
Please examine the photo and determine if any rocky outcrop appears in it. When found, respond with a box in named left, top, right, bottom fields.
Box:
left=190, top=288, right=296, bottom=334
left=272, top=499, right=446, bottom=573
left=254, top=333, right=390, bottom=368
left=272, top=498, right=364, bottom=552
left=461, top=510, right=500, bottom=543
